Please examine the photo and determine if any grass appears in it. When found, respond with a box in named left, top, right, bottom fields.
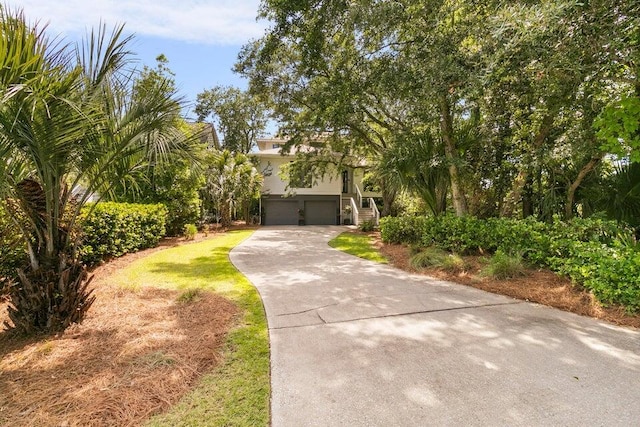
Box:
left=329, top=232, right=388, bottom=263
left=481, top=250, right=526, bottom=279
left=108, top=230, right=269, bottom=427
left=410, top=247, right=467, bottom=273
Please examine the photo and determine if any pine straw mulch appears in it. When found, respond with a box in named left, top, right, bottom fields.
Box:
left=0, top=228, right=253, bottom=427
left=366, top=232, right=640, bottom=330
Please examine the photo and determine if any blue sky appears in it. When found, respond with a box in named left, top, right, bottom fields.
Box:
left=14, top=0, right=268, bottom=120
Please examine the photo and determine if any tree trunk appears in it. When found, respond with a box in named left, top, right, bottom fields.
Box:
left=380, top=177, right=396, bottom=217
left=565, top=153, right=603, bottom=219
left=439, top=94, right=467, bottom=217
left=501, top=114, right=554, bottom=217
left=522, top=177, right=534, bottom=218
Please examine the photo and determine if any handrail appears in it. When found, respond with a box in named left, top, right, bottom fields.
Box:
left=355, top=184, right=363, bottom=209
left=350, top=197, right=359, bottom=226
left=369, top=197, right=380, bottom=225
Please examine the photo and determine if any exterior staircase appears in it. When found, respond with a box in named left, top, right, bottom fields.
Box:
left=341, top=195, right=379, bottom=226
left=357, top=207, right=377, bottom=224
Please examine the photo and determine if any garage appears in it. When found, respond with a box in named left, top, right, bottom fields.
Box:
left=263, top=200, right=299, bottom=225
left=304, top=200, right=338, bottom=225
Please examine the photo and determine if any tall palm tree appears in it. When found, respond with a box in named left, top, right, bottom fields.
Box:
left=0, top=8, right=186, bottom=333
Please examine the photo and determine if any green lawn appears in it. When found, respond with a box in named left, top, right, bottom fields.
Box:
left=328, top=232, right=388, bottom=263
left=109, top=230, right=269, bottom=426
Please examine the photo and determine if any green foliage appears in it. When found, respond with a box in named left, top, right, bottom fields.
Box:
left=202, top=150, right=262, bottom=227
left=328, top=232, right=387, bottom=263
left=596, top=163, right=640, bottom=229
left=382, top=214, right=640, bottom=310
left=596, top=96, right=640, bottom=162
left=0, top=206, right=26, bottom=296
left=79, top=202, right=167, bottom=265
left=481, top=251, right=526, bottom=279
left=410, top=247, right=466, bottom=273
left=183, top=223, right=198, bottom=240
left=547, top=242, right=640, bottom=311
left=0, top=10, right=187, bottom=333
left=359, top=219, right=375, bottom=232
left=195, top=85, right=267, bottom=153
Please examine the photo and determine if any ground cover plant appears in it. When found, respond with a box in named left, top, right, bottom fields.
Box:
left=0, top=229, right=269, bottom=426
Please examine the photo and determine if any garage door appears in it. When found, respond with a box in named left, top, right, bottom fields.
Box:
left=305, top=201, right=337, bottom=225
left=264, top=200, right=299, bottom=225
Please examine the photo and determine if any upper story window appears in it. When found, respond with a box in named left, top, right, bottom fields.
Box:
left=271, top=143, right=281, bottom=149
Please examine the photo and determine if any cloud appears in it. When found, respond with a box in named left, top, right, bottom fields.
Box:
left=15, top=0, right=268, bottom=45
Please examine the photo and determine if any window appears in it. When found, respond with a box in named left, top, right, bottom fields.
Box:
left=272, top=143, right=281, bottom=149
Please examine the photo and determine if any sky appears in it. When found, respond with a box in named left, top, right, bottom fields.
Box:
left=13, top=0, right=270, bottom=120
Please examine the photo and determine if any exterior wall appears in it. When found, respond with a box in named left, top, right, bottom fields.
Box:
left=258, top=156, right=341, bottom=196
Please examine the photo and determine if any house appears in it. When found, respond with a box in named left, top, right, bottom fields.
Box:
left=255, top=137, right=381, bottom=226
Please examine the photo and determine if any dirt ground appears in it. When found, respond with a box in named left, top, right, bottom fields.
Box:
left=373, top=233, right=640, bottom=329
left=0, top=229, right=250, bottom=427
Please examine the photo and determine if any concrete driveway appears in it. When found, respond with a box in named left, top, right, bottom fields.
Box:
left=230, top=226, right=640, bottom=426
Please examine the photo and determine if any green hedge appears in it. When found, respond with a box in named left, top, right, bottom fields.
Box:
left=0, top=207, right=27, bottom=296
left=79, top=202, right=168, bottom=265
left=380, top=214, right=640, bottom=311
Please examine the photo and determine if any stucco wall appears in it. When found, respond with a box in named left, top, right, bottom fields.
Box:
left=258, top=157, right=341, bottom=196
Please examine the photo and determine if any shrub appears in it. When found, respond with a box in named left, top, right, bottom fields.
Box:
left=481, top=250, right=526, bottom=279
left=380, top=216, right=429, bottom=244
left=410, top=247, right=466, bottom=273
left=79, top=202, right=167, bottom=265
left=164, top=198, right=201, bottom=237
left=184, top=223, right=198, bottom=240
left=359, top=219, right=375, bottom=232
left=381, top=214, right=640, bottom=311
left=0, top=206, right=27, bottom=297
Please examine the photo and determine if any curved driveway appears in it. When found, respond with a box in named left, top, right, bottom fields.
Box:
left=230, top=226, right=640, bottom=426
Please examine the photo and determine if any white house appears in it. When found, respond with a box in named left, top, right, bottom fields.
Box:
left=255, top=138, right=380, bottom=226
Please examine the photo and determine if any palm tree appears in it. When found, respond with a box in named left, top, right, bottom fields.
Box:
left=378, top=133, right=450, bottom=216
left=0, top=9, right=186, bottom=334
left=204, top=150, right=262, bottom=227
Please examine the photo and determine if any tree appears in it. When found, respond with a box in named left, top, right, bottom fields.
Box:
left=195, top=86, right=267, bottom=153
left=240, top=0, right=639, bottom=222
left=0, top=10, right=186, bottom=334
left=105, top=55, right=205, bottom=235
left=202, top=150, right=262, bottom=227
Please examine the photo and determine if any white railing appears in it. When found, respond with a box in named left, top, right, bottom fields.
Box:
left=369, top=197, right=380, bottom=225
left=350, top=197, right=359, bottom=226
left=355, top=184, right=363, bottom=208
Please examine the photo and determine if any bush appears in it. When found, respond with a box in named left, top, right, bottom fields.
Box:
left=0, top=206, right=27, bottom=297
left=380, top=216, right=429, bottom=244
left=381, top=214, right=640, bottom=311
left=184, top=223, right=198, bottom=240
left=410, top=247, right=466, bottom=272
left=359, top=219, right=375, bottom=232
left=164, top=198, right=201, bottom=237
left=481, top=250, right=526, bottom=279
left=79, top=202, right=167, bottom=265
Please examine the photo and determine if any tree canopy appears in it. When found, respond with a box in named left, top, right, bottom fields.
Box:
left=238, top=0, right=639, bottom=221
